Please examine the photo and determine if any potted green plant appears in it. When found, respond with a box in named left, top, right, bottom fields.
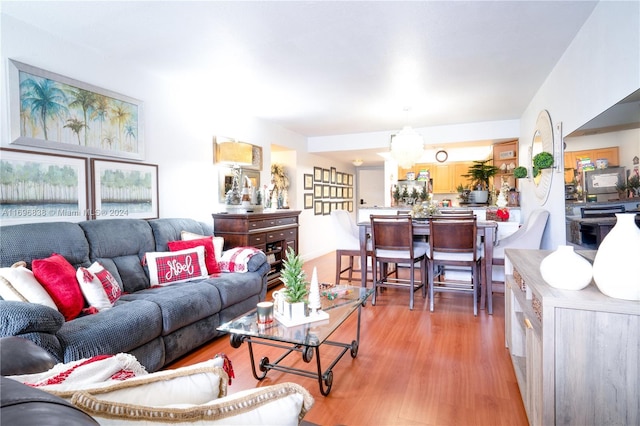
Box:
left=627, top=174, right=640, bottom=197
left=464, top=160, right=500, bottom=204
left=513, top=166, right=528, bottom=179
left=532, top=152, right=554, bottom=177
left=280, top=247, right=308, bottom=320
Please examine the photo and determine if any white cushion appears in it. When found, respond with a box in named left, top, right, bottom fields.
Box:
left=70, top=381, right=313, bottom=426
left=181, top=230, right=224, bottom=262
left=0, top=264, right=58, bottom=310
left=76, top=262, right=122, bottom=311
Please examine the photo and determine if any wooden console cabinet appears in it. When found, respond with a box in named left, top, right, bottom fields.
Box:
left=212, top=210, right=301, bottom=288
left=504, top=249, right=639, bottom=425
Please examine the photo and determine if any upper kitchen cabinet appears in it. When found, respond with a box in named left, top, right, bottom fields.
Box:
left=564, top=147, right=620, bottom=184
left=492, top=140, right=519, bottom=189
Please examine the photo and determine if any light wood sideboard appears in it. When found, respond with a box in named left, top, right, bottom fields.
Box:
left=504, top=249, right=639, bottom=426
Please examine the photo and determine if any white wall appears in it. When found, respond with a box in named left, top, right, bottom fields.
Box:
left=518, top=1, right=640, bottom=249
left=0, top=13, right=349, bottom=261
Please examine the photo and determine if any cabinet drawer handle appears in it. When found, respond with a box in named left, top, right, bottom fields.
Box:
left=524, top=318, right=533, bottom=329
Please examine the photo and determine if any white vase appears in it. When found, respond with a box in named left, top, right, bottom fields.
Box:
left=592, top=213, right=640, bottom=300
left=539, top=245, right=592, bottom=290
left=283, top=301, right=306, bottom=321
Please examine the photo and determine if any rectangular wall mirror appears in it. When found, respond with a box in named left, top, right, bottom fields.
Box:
left=218, top=167, right=261, bottom=204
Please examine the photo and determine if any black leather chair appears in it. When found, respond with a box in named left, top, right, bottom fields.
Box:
left=1, top=336, right=98, bottom=425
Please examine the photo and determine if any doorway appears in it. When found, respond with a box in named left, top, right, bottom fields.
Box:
left=356, top=167, right=385, bottom=211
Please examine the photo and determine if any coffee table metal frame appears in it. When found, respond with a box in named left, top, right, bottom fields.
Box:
left=218, top=286, right=372, bottom=395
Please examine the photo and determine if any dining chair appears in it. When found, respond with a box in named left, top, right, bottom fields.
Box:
left=491, top=209, right=550, bottom=283
left=331, top=210, right=372, bottom=284
left=370, top=214, right=427, bottom=310
left=428, top=215, right=482, bottom=315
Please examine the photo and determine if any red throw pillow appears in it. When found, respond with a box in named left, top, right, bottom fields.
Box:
left=167, top=237, right=220, bottom=275
left=32, top=254, right=84, bottom=320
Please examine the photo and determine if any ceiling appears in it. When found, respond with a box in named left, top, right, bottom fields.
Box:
left=2, top=1, right=600, bottom=164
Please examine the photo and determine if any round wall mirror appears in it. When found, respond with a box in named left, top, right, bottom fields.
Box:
left=530, top=110, right=554, bottom=203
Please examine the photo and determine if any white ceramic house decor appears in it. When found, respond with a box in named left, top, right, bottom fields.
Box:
left=592, top=213, right=640, bottom=300
left=539, top=245, right=592, bottom=290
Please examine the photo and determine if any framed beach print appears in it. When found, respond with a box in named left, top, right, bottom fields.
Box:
left=9, top=60, right=144, bottom=161
left=91, top=159, right=158, bottom=220
left=0, top=148, right=89, bottom=224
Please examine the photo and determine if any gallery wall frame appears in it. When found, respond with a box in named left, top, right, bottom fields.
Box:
left=314, top=167, right=323, bottom=182
left=9, top=60, right=144, bottom=161
left=304, top=174, right=313, bottom=190
left=314, top=200, right=323, bottom=215
left=304, top=193, right=313, bottom=209
left=0, top=148, right=89, bottom=224
left=91, top=159, right=158, bottom=220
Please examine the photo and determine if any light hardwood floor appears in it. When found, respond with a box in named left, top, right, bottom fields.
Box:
left=167, top=252, right=528, bottom=426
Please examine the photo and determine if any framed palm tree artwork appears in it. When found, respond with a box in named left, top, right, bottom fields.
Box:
left=8, top=60, right=144, bottom=160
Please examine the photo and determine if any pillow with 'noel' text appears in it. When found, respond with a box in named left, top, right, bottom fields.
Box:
left=145, top=247, right=208, bottom=286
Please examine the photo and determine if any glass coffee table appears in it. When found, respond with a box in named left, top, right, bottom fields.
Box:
left=217, top=285, right=373, bottom=395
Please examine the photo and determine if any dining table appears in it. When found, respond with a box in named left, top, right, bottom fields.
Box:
left=358, top=218, right=499, bottom=314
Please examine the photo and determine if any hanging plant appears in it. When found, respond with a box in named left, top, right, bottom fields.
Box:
left=513, top=166, right=528, bottom=179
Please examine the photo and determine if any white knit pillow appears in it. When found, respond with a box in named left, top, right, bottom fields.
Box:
left=0, top=264, right=58, bottom=310
left=181, top=230, right=224, bottom=262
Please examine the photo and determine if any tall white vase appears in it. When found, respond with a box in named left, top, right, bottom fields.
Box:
left=592, top=213, right=640, bottom=300
left=539, top=245, right=592, bottom=290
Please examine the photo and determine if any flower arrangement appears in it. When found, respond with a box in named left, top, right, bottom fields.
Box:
left=496, top=208, right=510, bottom=221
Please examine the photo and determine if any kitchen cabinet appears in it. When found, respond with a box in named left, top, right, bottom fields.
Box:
left=564, top=147, right=619, bottom=183
left=504, top=249, right=639, bottom=425
left=212, top=210, right=300, bottom=288
left=493, top=140, right=518, bottom=189
left=397, top=162, right=472, bottom=194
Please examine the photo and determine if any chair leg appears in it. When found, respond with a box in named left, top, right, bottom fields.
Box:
left=335, top=251, right=342, bottom=284
left=473, top=263, right=479, bottom=316
left=409, top=264, right=414, bottom=310
left=429, top=260, right=435, bottom=312
left=347, top=255, right=354, bottom=283
left=371, top=259, right=378, bottom=306
left=421, top=258, right=427, bottom=299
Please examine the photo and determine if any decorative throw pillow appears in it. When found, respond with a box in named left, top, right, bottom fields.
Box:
left=167, top=237, right=221, bottom=275
left=218, top=247, right=261, bottom=273
left=69, top=381, right=313, bottom=426
left=0, top=264, right=58, bottom=310
left=76, top=262, right=122, bottom=311
left=181, top=230, right=224, bottom=261
left=145, top=247, right=208, bottom=286
left=32, top=254, right=84, bottom=321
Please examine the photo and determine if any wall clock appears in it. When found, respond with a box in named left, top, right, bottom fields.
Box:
left=435, top=150, right=448, bottom=163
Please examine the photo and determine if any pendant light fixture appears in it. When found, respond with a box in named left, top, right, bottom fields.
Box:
left=390, top=108, right=424, bottom=169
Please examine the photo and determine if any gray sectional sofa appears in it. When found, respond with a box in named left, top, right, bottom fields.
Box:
left=0, top=218, right=270, bottom=372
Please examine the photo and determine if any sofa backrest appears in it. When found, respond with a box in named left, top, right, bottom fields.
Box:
left=147, top=218, right=213, bottom=252
left=0, top=222, right=90, bottom=269
left=79, top=219, right=155, bottom=293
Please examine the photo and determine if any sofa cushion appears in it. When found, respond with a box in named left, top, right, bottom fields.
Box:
left=32, top=254, right=84, bottom=321
left=168, top=237, right=221, bottom=275
left=0, top=264, right=58, bottom=309
left=0, top=222, right=90, bottom=269
left=207, top=271, right=264, bottom=308
left=79, top=219, right=155, bottom=293
left=76, top=262, right=122, bottom=311
left=181, top=230, right=225, bottom=262
left=119, top=281, right=222, bottom=335
left=147, top=218, right=212, bottom=252
left=57, top=300, right=162, bottom=363
left=145, top=247, right=209, bottom=286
